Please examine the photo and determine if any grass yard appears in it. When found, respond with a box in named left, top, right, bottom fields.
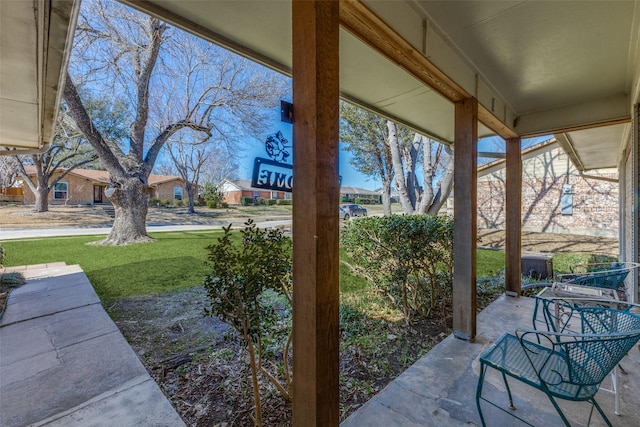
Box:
left=0, top=231, right=227, bottom=303
left=1, top=229, right=598, bottom=305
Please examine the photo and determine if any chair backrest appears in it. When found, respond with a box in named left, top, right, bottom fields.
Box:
left=567, top=269, right=629, bottom=289
left=560, top=330, right=640, bottom=387
left=524, top=306, right=640, bottom=394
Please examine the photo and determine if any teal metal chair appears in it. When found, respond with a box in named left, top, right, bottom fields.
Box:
left=476, top=305, right=640, bottom=426
left=557, top=262, right=638, bottom=291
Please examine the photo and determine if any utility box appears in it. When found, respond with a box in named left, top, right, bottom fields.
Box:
left=522, top=255, right=553, bottom=279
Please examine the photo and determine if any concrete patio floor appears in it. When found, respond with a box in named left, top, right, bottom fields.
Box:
left=342, top=294, right=640, bottom=427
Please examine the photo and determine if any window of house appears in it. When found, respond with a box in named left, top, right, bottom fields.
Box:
left=271, top=191, right=278, bottom=199
left=173, top=186, right=183, bottom=201
left=54, top=182, right=68, bottom=200
left=285, top=192, right=292, bottom=200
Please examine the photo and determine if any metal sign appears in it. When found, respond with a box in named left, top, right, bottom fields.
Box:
left=251, top=131, right=293, bottom=192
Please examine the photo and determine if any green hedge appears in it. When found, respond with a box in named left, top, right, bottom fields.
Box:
left=277, top=199, right=292, bottom=205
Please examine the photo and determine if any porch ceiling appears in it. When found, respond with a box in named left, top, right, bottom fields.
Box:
left=1, top=0, right=638, bottom=170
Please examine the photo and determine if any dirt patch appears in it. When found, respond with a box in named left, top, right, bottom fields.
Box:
left=108, top=286, right=449, bottom=426
left=478, top=228, right=618, bottom=256
left=0, top=204, right=289, bottom=229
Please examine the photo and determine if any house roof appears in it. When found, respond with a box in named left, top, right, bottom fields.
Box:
left=22, top=166, right=183, bottom=186
left=340, top=186, right=379, bottom=196
left=477, top=137, right=558, bottom=175
left=221, top=179, right=378, bottom=195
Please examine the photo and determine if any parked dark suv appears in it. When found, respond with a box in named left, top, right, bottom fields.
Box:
left=339, top=204, right=367, bottom=220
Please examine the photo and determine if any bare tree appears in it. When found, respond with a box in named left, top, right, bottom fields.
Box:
left=12, top=104, right=101, bottom=212
left=165, top=135, right=211, bottom=213
left=388, top=121, right=454, bottom=214
left=199, top=145, right=240, bottom=187
left=0, top=156, right=20, bottom=194
left=339, top=102, right=394, bottom=215
left=63, top=0, right=286, bottom=245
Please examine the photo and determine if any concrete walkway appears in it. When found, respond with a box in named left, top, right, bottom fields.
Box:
left=0, top=264, right=185, bottom=427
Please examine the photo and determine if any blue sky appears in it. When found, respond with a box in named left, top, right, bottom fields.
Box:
left=237, top=106, right=554, bottom=191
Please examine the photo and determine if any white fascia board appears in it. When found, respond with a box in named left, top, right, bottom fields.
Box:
left=42, top=0, right=81, bottom=145
left=515, top=94, right=630, bottom=137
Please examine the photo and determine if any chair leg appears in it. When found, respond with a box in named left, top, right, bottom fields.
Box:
left=501, top=371, right=516, bottom=410
left=590, top=398, right=613, bottom=427
left=476, top=363, right=488, bottom=427
left=546, top=394, right=572, bottom=427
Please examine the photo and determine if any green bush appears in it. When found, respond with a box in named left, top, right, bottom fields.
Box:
left=277, top=199, right=292, bottom=205
left=221, top=202, right=229, bottom=208
left=267, top=199, right=277, bottom=205
left=149, top=197, right=161, bottom=206
left=203, top=221, right=293, bottom=423
left=160, top=199, right=170, bottom=207
left=341, top=214, right=454, bottom=321
left=202, top=183, right=224, bottom=208
left=241, top=197, right=254, bottom=206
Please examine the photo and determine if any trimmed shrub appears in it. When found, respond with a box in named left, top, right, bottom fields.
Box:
left=267, top=199, right=277, bottom=205
left=341, top=214, right=454, bottom=321
left=241, top=197, right=254, bottom=206
left=277, top=199, right=292, bottom=205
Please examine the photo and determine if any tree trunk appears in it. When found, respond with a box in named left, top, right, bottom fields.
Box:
left=381, top=179, right=392, bottom=215
left=388, top=121, right=415, bottom=214
left=99, top=178, right=153, bottom=245
left=426, top=146, right=455, bottom=215
left=186, top=181, right=196, bottom=214
left=34, top=186, right=49, bottom=212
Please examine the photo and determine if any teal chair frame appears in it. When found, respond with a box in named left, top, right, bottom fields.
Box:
left=476, top=305, right=640, bottom=426
left=557, top=262, right=639, bottom=291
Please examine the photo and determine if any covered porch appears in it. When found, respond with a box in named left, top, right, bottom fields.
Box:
left=1, top=0, right=639, bottom=425
left=343, top=295, right=640, bottom=427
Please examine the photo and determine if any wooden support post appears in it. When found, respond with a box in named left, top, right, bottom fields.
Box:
left=505, top=137, right=522, bottom=296
left=453, top=97, right=478, bottom=341
left=292, top=1, right=340, bottom=426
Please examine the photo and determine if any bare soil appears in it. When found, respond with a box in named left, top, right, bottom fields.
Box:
left=1, top=204, right=619, bottom=425
left=0, top=204, right=290, bottom=229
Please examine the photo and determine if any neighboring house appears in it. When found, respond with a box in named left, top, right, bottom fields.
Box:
left=340, top=186, right=381, bottom=203
left=21, top=166, right=185, bottom=205
left=475, top=138, right=618, bottom=237
left=220, top=179, right=292, bottom=204
left=219, top=179, right=380, bottom=205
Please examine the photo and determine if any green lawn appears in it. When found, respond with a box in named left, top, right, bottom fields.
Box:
left=1, top=231, right=600, bottom=303
left=0, top=231, right=226, bottom=303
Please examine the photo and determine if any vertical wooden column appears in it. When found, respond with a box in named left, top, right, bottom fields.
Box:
left=292, top=1, right=340, bottom=426
left=453, top=97, right=478, bottom=341
left=505, top=137, right=522, bottom=296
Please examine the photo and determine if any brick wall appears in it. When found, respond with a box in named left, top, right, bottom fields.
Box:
left=477, top=146, right=619, bottom=237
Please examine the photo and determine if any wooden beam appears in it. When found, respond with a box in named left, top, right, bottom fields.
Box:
left=453, top=97, right=478, bottom=341
left=292, top=1, right=340, bottom=426
left=505, top=137, right=522, bottom=296
left=339, top=0, right=518, bottom=140
left=339, top=0, right=466, bottom=103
